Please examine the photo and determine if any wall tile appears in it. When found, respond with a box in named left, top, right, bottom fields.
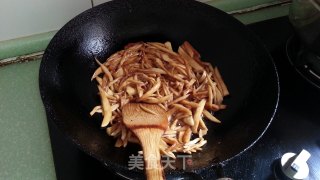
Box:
left=92, top=0, right=111, bottom=6
left=0, top=0, right=92, bottom=41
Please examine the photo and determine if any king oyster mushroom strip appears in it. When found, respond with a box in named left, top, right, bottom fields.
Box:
left=90, top=41, right=229, bottom=158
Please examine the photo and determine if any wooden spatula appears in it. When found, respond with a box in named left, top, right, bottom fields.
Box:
left=122, top=103, right=168, bottom=180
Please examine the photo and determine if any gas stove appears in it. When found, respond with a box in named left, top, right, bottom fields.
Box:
left=47, top=17, right=320, bottom=180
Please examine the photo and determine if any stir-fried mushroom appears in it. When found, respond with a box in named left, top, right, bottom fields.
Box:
left=91, top=41, right=229, bottom=157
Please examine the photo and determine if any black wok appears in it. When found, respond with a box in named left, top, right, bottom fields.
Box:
left=39, top=0, right=279, bottom=178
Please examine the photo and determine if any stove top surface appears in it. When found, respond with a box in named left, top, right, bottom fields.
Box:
left=48, top=17, right=320, bottom=180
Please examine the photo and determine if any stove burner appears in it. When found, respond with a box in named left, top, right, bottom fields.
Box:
left=286, top=35, right=320, bottom=89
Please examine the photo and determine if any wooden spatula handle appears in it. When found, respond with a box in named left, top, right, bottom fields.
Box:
left=134, top=128, right=165, bottom=180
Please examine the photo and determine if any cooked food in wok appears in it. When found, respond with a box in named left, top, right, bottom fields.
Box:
left=90, top=41, right=229, bottom=158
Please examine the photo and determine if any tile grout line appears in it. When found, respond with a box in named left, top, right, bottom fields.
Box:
left=0, top=52, right=43, bottom=67
left=90, top=0, right=94, bottom=8
left=228, top=0, right=291, bottom=15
